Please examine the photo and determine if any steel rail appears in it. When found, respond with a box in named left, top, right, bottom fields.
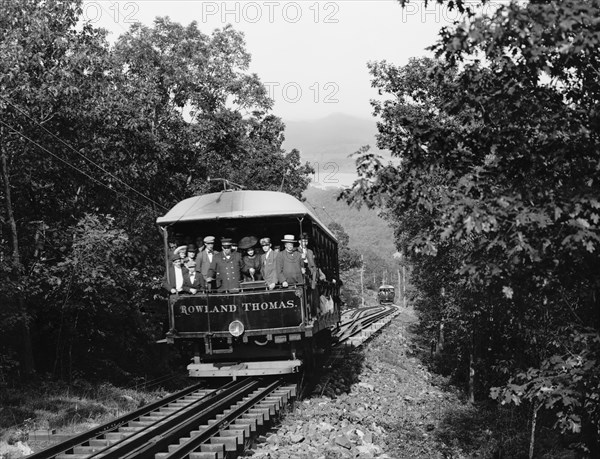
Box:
left=137, top=378, right=283, bottom=459
left=109, top=378, right=265, bottom=459
left=335, top=305, right=398, bottom=345
left=27, top=381, right=207, bottom=459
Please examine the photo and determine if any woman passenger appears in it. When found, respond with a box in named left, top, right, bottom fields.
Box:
left=240, top=239, right=263, bottom=281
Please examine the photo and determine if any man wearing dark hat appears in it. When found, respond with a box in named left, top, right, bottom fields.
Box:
left=260, top=237, right=278, bottom=289
left=300, top=232, right=319, bottom=316
left=195, top=235, right=218, bottom=287
left=207, top=238, right=243, bottom=292
left=299, top=232, right=318, bottom=289
left=276, top=234, right=304, bottom=287
left=185, top=243, right=198, bottom=264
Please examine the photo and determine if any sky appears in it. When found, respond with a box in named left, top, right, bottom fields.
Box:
left=84, top=0, right=467, bottom=121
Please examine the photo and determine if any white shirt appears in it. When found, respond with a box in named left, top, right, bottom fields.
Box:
left=174, top=265, right=184, bottom=291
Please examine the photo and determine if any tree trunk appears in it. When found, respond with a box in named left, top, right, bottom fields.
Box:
left=1, top=137, right=35, bottom=377
left=402, top=265, right=406, bottom=307
left=468, top=327, right=475, bottom=403
left=360, top=254, right=364, bottom=306
left=529, top=402, right=541, bottom=459
left=436, top=319, right=445, bottom=354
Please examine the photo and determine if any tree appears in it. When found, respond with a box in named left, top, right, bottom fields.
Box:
left=328, top=221, right=361, bottom=271
left=0, top=1, right=313, bottom=382
left=345, top=1, right=600, bottom=453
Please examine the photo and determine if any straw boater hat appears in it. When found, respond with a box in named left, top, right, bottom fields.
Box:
left=281, top=234, right=297, bottom=243
left=173, top=245, right=187, bottom=256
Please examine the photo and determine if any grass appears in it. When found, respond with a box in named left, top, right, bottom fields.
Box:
left=0, top=376, right=187, bottom=449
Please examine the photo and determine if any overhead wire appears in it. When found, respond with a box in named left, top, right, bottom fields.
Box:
left=0, top=95, right=168, bottom=212
left=305, top=198, right=335, bottom=223
left=0, top=119, right=157, bottom=213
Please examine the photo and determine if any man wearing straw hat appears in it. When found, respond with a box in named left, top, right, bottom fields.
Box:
left=276, top=234, right=304, bottom=287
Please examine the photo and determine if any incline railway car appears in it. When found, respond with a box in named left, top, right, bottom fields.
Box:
left=156, top=190, right=341, bottom=378
left=378, top=285, right=395, bottom=305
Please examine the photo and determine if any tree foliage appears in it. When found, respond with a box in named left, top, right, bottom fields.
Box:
left=0, top=0, right=312, bottom=382
left=344, top=0, right=600, bottom=453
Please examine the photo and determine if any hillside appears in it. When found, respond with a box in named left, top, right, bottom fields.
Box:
left=283, top=113, right=390, bottom=174
left=303, top=186, right=396, bottom=257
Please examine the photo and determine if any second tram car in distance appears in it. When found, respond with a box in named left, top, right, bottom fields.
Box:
left=378, top=285, right=395, bottom=304
left=156, top=190, right=341, bottom=378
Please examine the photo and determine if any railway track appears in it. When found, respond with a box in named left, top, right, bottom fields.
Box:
left=29, top=378, right=296, bottom=459
left=30, top=304, right=399, bottom=459
left=333, top=304, right=400, bottom=348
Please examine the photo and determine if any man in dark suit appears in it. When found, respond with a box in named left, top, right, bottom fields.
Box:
left=260, top=237, right=278, bottom=290
left=300, top=232, right=320, bottom=316
left=277, top=234, right=304, bottom=287
left=299, top=232, right=318, bottom=289
left=182, top=259, right=205, bottom=293
left=195, top=235, right=218, bottom=288
left=207, top=238, right=243, bottom=292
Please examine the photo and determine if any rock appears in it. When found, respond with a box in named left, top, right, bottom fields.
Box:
left=289, top=433, right=304, bottom=443
left=266, top=434, right=278, bottom=444
left=335, top=434, right=353, bottom=449
left=357, top=443, right=380, bottom=457
left=319, top=421, right=335, bottom=432
left=358, top=382, right=374, bottom=391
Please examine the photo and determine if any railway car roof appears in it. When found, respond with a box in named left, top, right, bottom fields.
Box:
left=156, top=190, right=337, bottom=241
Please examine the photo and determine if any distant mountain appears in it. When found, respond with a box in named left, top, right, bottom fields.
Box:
left=283, top=113, right=390, bottom=174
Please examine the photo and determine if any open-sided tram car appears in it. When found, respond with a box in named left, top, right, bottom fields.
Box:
left=378, top=285, right=395, bottom=305
left=156, top=190, right=341, bottom=378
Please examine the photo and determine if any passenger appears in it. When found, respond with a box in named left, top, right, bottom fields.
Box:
left=300, top=232, right=319, bottom=317
left=163, top=255, right=186, bottom=294
left=260, top=237, right=278, bottom=290
left=183, top=259, right=204, bottom=294
left=195, top=236, right=218, bottom=288
left=276, top=234, right=304, bottom=287
left=174, top=245, right=187, bottom=261
left=239, top=236, right=262, bottom=281
left=206, top=238, right=243, bottom=292
left=231, top=239, right=242, bottom=264
left=195, top=236, right=204, bottom=252
left=299, top=232, right=317, bottom=289
left=186, top=243, right=198, bottom=263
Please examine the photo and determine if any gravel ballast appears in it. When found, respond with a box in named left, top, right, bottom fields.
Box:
left=246, top=306, right=479, bottom=459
